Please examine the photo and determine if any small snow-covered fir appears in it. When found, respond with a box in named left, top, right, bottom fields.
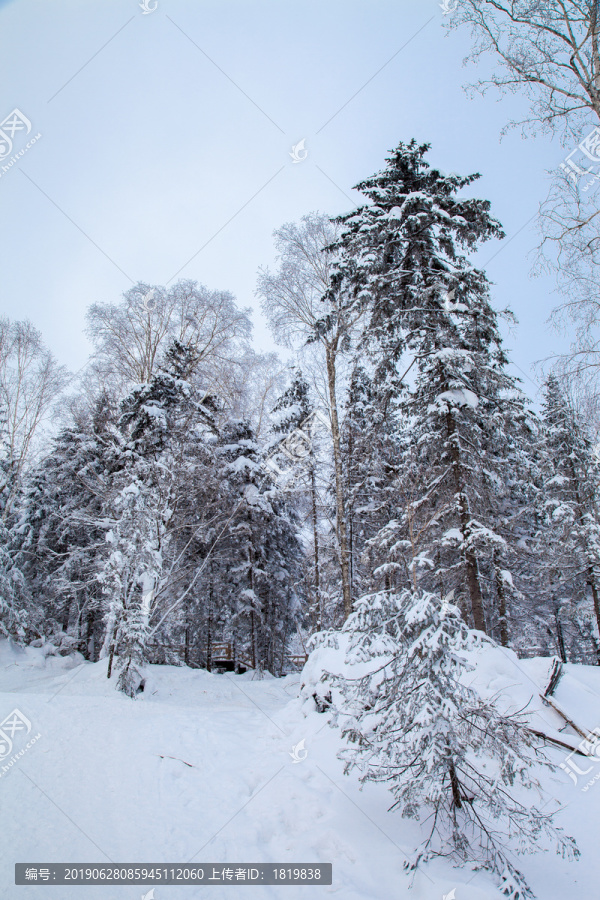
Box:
left=311, top=588, right=579, bottom=898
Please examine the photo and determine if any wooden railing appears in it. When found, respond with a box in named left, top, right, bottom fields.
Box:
left=210, top=642, right=254, bottom=670
left=287, top=654, right=308, bottom=668
left=210, top=642, right=233, bottom=660
left=146, top=640, right=307, bottom=672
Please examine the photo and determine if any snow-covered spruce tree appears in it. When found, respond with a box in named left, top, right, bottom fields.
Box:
left=0, top=515, right=28, bottom=641
left=534, top=373, right=600, bottom=662
left=215, top=420, right=304, bottom=674
left=98, top=473, right=161, bottom=696
left=99, top=340, right=218, bottom=694
left=340, top=361, right=401, bottom=603
left=331, top=141, right=538, bottom=638
left=320, top=588, right=578, bottom=898
left=19, top=393, right=118, bottom=657
left=369, top=330, right=538, bottom=646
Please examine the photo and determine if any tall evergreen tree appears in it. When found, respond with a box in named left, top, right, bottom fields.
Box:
left=341, top=362, right=400, bottom=603
left=535, top=374, right=600, bottom=662
left=20, top=394, right=117, bottom=657
left=215, top=420, right=304, bottom=674
left=332, top=141, right=537, bottom=636
left=98, top=341, right=218, bottom=693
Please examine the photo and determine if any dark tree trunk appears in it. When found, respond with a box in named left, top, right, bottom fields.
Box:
left=309, top=461, right=321, bottom=629
left=326, top=346, right=352, bottom=619
left=555, top=609, right=567, bottom=664
left=448, top=760, right=462, bottom=809
left=447, top=408, right=486, bottom=633
left=494, top=553, right=509, bottom=647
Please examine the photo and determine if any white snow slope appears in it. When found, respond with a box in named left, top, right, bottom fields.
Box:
left=1, top=638, right=599, bottom=900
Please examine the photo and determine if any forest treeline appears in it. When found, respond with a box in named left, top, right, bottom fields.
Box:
left=2, top=141, right=600, bottom=696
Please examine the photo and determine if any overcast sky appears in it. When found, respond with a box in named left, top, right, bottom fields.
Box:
left=0, top=0, right=581, bottom=403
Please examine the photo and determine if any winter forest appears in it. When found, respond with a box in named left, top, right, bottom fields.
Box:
left=8, top=148, right=600, bottom=677
left=5, top=3, right=600, bottom=900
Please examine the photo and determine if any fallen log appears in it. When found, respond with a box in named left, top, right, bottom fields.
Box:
left=542, top=657, right=564, bottom=698
left=539, top=694, right=590, bottom=741
left=525, top=727, right=591, bottom=757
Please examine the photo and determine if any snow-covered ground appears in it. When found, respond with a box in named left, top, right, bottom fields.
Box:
left=1, top=639, right=599, bottom=899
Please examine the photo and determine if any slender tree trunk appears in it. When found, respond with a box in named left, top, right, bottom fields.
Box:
left=325, top=345, right=352, bottom=619
left=250, top=611, right=256, bottom=670
left=183, top=588, right=191, bottom=666
left=206, top=622, right=212, bottom=671
left=61, top=601, right=71, bottom=633
left=566, top=458, right=600, bottom=638
left=206, top=566, right=213, bottom=672
left=348, top=425, right=354, bottom=598
left=435, top=548, right=443, bottom=599
left=464, top=539, right=486, bottom=633
left=349, top=514, right=354, bottom=598
left=309, top=461, right=321, bottom=628
left=447, top=410, right=486, bottom=633
left=588, top=567, right=600, bottom=640
left=407, top=504, right=418, bottom=593
left=591, top=0, right=600, bottom=106
left=494, top=553, right=509, bottom=647
left=249, top=546, right=258, bottom=669
left=107, top=643, right=115, bottom=679
left=101, top=611, right=118, bottom=678
left=279, top=639, right=287, bottom=676
left=590, top=633, right=600, bottom=666
left=555, top=605, right=567, bottom=663
left=81, top=606, right=94, bottom=661
left=448, top=759, right=462, bottom=809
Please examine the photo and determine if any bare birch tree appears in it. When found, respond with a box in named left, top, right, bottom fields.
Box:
left=85, top=279, right=252, bottom=401
left=257, top=212, right=362, bottom=619
left=0, top=317, right=69, bottom=517
left=449, top=1, right=600, bottom=139
left=450, top=1, right=600, bottom=400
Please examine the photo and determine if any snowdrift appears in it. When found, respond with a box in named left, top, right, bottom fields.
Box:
left=1, top=638, right=599, bottom=899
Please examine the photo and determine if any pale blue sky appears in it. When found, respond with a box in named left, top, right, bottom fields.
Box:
left=0, top=0, right=577, bottom=400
